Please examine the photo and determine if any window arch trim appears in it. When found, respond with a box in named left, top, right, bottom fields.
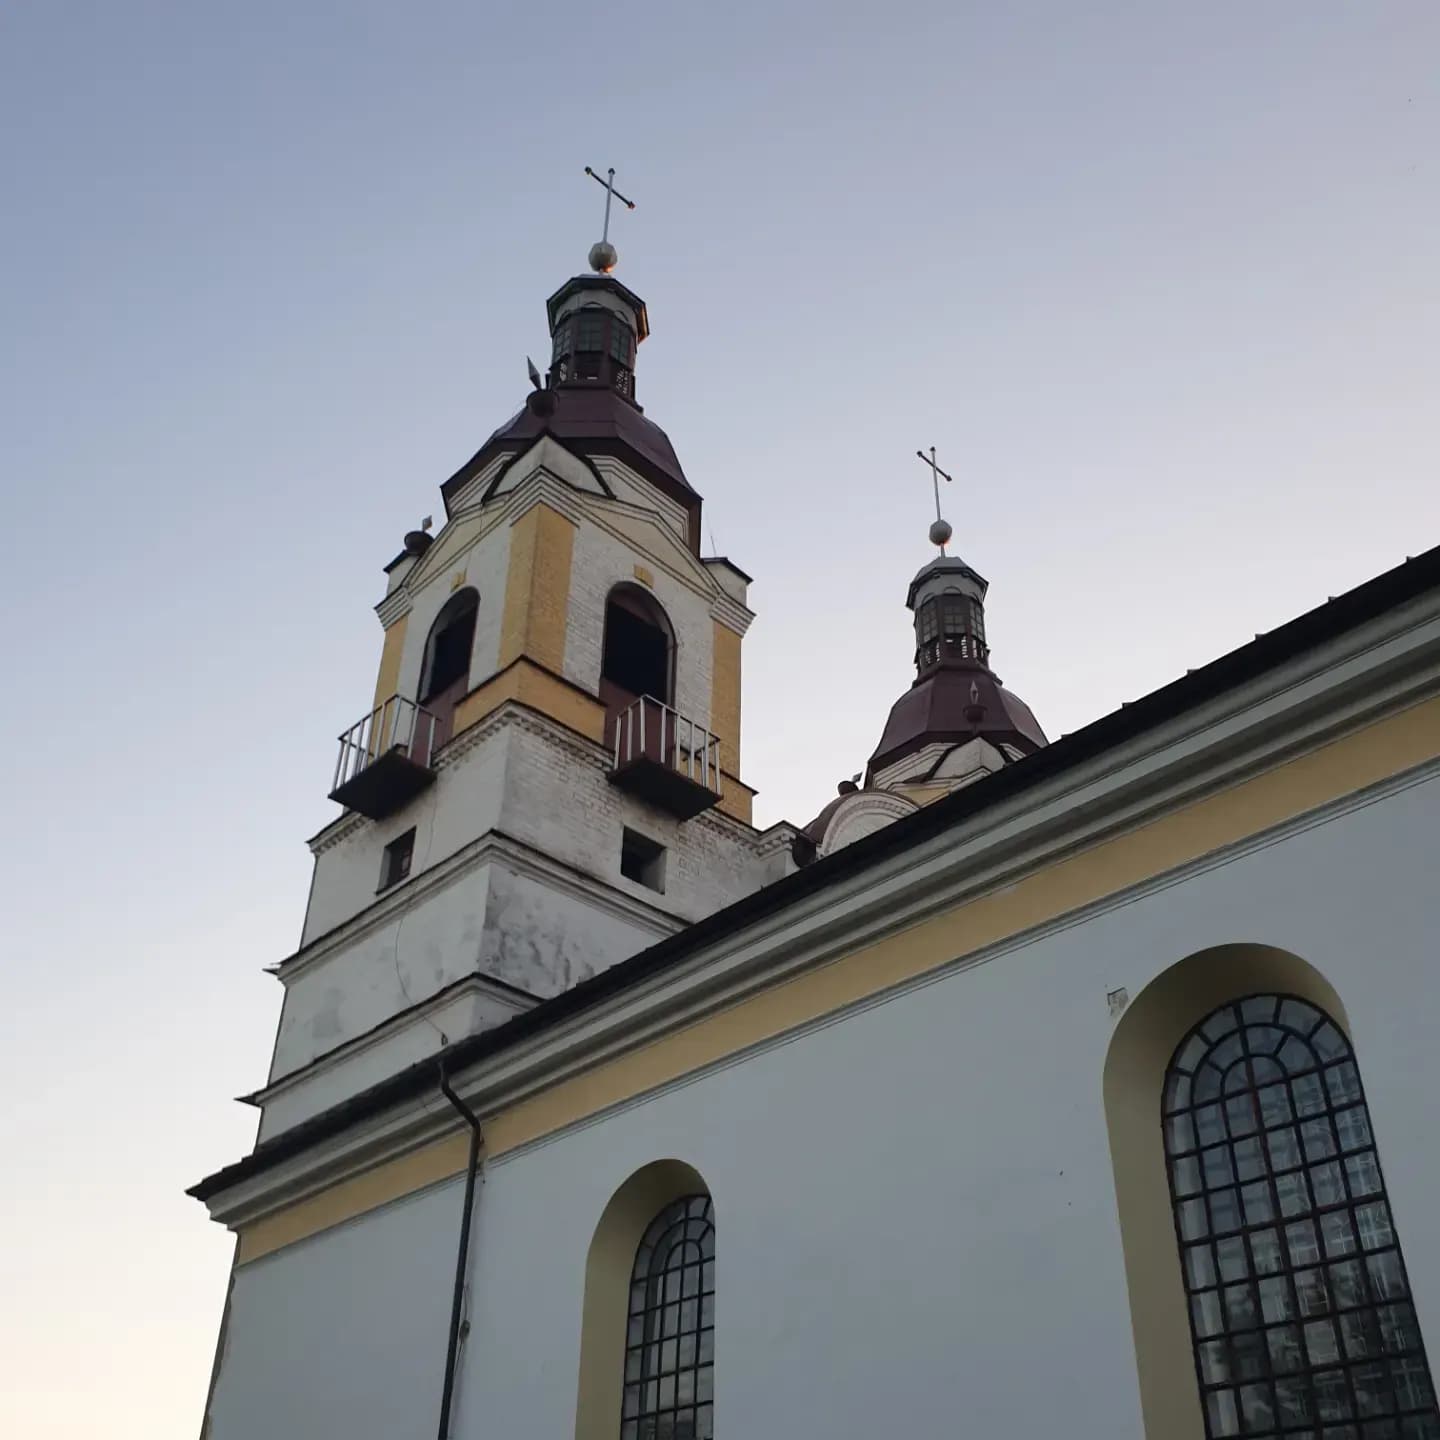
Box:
left=574, top=1161, right=710, bottom=1440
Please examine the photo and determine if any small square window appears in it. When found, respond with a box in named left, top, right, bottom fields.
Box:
left=379, top=828, right=415, bottom=891
left=620, top=828, right=666, bottom=893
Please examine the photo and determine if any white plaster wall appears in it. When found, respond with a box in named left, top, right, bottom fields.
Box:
left=259, top=980, right=532, bottom=1140
left=477, top=862, right=674, bottom=998
left=449, top=771, right=1440, bottom=1440
left=563, top=516, right=715, bottom=728
left=207, top=1182, right=460, bottom=1440
left=266, top=852, right=677, bottom=1133
left=279, top=717, right=771, bottom=1126
left=497, top=722, right=765, bottom=924
left=216, top=770, right=1440, bottom=1440
left=302, top=726, right=509, bottom=945
left=274, top=860, right=496, bottom=1082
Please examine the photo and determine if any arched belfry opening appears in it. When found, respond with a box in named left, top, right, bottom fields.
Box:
left=600, top=584, right=720, bottom=818
left=600, top=584, right=674, bottom=728
left=420, top=587, right=479, bottom=751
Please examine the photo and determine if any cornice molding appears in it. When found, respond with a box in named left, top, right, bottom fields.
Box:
left=201, top=592, right=1440, bottom=1226
left=374, top=589, right=413, bottom=629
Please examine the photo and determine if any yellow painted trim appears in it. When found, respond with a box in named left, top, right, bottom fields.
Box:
left=710, top=621, right=743, bottom=777
left=574, top=1161, right=707, bottom=1440
left=1104, top=945, right=1352, bottom=1440
left=897, top=783, right=951, bottom=808
left=714, top=771, right=754, bottom=826
left=236, top=1134, right=470, bottom=1265
left=452, top=658, right=607, bottom=745
left=371, top=611, right=410, bottom=712
left=499, top=503, right=575, bottom=673
left=234, top=694, right=1440, bottom=1263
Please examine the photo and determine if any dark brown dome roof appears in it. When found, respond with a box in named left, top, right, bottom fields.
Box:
left=868, top=665, right=1047, bottom=777
left=439, top=385, right=701, bottom=551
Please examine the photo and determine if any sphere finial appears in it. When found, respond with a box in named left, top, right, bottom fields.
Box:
left=588, top=239, right=618, bottom=274
left=929, top=517, right=953, bottom=549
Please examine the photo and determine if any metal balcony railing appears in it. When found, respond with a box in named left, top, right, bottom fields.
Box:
left=329, top=695, right=438, bottom=819
left=609, top=696, right=722, bottom=818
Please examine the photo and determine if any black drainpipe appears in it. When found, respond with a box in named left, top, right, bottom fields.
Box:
left=437, top=1067, right=483, bottom=1440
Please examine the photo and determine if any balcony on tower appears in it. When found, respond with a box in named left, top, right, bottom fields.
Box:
left=329, top=695, right=438, bottom=820
left=608, top=697, right=722, bottom=820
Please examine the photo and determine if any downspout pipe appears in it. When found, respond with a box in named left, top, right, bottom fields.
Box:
left=437, top=1068, right=483, bottom=1440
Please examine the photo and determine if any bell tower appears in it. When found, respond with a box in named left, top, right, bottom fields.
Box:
left=253, top=224, right=796, bottom=1143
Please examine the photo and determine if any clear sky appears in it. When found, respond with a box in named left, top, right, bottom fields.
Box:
left=1, top=3, right=1436, bottom=1434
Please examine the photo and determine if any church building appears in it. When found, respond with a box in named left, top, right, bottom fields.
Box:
left=191, top=216, right=1440, bottom=1440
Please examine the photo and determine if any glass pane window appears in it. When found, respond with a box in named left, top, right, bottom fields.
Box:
left=577, top=313, right=604, bottom=352
left=609, top=321, right=635, bottom=364
left=1164, top=995, right=1438, bottom=1438
left=621, top=1195, right=714, bottom=1440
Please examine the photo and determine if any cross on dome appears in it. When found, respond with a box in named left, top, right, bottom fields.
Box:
left=583, top=165, right=637, bottom=274
left=915, top=446, right=954, bottom=554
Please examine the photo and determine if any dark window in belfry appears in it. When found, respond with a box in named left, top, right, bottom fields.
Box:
left=603, top=592, right=671, bottom=703
left=421, top=589, right=478, bottom=701
left=607, top=601, right=673, bottom=702
left=609, top=322, right=634, bottom=365
left=576, top=312, right=604, bottom=352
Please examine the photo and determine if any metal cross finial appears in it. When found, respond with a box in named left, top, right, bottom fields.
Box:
left=916, top=447, right=955, bottom=554
left=584, top=166, right=636, bottom=272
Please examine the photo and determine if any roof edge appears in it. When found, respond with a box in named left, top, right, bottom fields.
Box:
left=190, top=543, right=1440, bottom=1203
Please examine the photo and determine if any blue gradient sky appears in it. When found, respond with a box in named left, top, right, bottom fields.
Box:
left=2, top=3, right=1437, bottom=1434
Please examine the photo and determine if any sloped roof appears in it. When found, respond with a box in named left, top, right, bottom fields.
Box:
left=190, top=542, right=1440, bottom=1203
left=868, top=665, right=1047, bottom=776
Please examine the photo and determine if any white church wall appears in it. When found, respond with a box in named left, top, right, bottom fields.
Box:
left=216, top=770, right=1440, bottom=1440
left=278, top=710, right=768, bottom=1127
left=498, top=721, right=765, bottom=923
left=301, top=721, right=510, bottom=946
left=206, top=1181, right=461, bottom=1440
left=273, top=860, right=496, bottom=1084
left=264, top=843, right=678, bottom=1136
left=447, top=769, right=1440, bottom=1440
left=258, top=977, right=531, bottom=1140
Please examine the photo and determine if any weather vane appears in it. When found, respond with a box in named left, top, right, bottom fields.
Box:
left=916, top=446, right=954, bottom=554
left=583, top=165, right=636, bottom=274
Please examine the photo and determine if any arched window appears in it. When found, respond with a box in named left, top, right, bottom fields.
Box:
left=1163, top=994, right=1438, bottom=1437
left=601, top=586, right=673, bottom=711
left=418, top=588, right=478, bottom=753
left=621, top=1194, right=714, bottom=1440
left=421, top=588, right=479, bottom=702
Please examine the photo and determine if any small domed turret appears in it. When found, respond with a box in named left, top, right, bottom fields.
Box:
left=867, top=552, right=1047, bottom=781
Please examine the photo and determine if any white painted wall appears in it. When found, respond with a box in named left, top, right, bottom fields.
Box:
left=206, top=1183, right=460, bottom=1440
left=212, top=770, right=1440, bottom=1440
left=274, top=718, right=772, bottom=1118
left=259, top=977, right=532, bottom=1140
